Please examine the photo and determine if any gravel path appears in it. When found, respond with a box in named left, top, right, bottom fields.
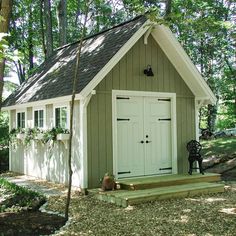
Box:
left=47, top=183, right=236, bottom=236
left=1, top=172, right=236, bottom=236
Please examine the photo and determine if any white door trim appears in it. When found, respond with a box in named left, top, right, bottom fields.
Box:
left=112, top=90, right=177, bottom=179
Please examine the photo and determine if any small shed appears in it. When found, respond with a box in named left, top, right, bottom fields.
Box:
left=3, top=16, right=216, bottom=189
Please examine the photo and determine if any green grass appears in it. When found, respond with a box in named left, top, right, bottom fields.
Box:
left=0, top=178, right=46, bottom=212
left=201, top=137, right=236, bottom=157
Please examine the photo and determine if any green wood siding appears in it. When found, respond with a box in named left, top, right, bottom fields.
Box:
left=88, top=35, right=195, bottom=188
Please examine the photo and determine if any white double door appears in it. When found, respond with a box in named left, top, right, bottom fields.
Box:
left=116, top=95, right=172, bottom=178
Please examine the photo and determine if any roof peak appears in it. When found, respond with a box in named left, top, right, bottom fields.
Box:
left=56, top=15, right=146, bottom=52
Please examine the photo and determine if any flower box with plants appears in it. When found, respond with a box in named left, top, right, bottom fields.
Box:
left=41, top=127, right=70, bottom=144
left=24, top=128, right=40, bottom=146
left=57, top=133, right=70, bottom=140
left=56, top=128, right=70, bottom=141
left=56, top=128, right=70, bottom=148
left=34, top=130, right=44, bottom=141
left=9, top=128, right=25, bottom=142
left=9, top=127, right=70, bottom=147
left=16, top=133, right=25, bottom=140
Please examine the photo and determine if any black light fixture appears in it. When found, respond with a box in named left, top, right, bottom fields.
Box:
left=144, top=65, right=154, bottom=77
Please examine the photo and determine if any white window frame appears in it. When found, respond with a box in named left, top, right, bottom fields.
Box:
left=53, top=103, right=70, bottom=129
left=16, top=109, right=27, bottom=129
left=33, top=106, right=46, bottom=129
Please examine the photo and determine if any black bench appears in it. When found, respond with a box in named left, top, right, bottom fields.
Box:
left=187, top=140, right=204, bottom=175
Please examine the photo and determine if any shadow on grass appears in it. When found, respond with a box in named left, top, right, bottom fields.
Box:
left=201, top=137, right=236, bottom=157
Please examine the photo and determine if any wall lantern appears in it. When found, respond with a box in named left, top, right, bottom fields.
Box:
left=144, top=65, right=154, bottom=77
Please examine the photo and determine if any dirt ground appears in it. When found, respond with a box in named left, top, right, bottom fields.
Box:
left=0, top=172, right=67, bottom=236
left=0, top=211, right=66, bottom=236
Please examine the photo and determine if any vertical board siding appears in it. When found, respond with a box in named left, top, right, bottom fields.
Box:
left=10, top=101, right=81, bottom=187
left=87, top=35, right=196, bottom=188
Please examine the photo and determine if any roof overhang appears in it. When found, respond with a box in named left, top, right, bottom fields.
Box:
left=81, top=22, right=216, bottom=105
left=1, top=93, right=83, bottom=111
left=3, top=19, right=216, bottom=111
left=151, top=24, right=217, bottom=105
left=80, top=20, right=152, bottom=98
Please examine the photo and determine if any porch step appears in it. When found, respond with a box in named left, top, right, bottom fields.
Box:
left=96, top=182, right=225, bottom=207
left=116, top=173, right=221, bottom=190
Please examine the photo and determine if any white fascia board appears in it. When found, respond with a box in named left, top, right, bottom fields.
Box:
left=80, top=20, right=151, bottom=98
left=2, top=93, right=83, bottom=111
left=151, top=25, right=217, bottom=105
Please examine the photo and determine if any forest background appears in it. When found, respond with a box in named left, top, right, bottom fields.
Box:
left=0, top=0, right=235, bottom=161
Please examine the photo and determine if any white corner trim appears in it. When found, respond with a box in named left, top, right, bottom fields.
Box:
left=80, top=21, right=151, bottom=98
left=195, top=99, right=200, bottom=141
left=80, top=92, right=94, bottom=189
left=144, top=26, right=153, bottom=44
left=168, top=93, right=178, bottom=174
left=151, top=25, right=217, bottom=105
left=112, top=91, right=118, bottom=179
left=8, top=110, right=12, bottom=171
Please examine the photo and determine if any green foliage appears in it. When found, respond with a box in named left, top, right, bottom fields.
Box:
left=0, top=33, right=9, bottom=60
left=8, top=127, right=70, bottom=146
left=0, top=178, right=46, bottom=212
left=169, top=0, right=235, bottom=132
left=42, top=127, right=69, bottom=143
left=4, top=0, right=235, bottom=132
left=201, top=137, right=236, bottom=157
left=0, top=112, right=9, bottom=146
left=0, top=112, right=9, bottom=166
left=24, top=128, right=39, bottom=146
left=3, top=81, right=18, bottom=93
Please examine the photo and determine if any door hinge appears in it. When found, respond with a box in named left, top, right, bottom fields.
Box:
left=158, top=118, right=171, bottom=121
left=158, top=98, right=171, bottom=102
left=118, top=171, right=131, bottom=174
left=117, top=97, right=130, bottom=100
left=159, top=167, right=172, bottom=170
left=117, top=118, right=130, bottom=121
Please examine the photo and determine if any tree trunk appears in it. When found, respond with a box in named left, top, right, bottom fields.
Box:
left=44, top=0, right=53, bottom=58
left=207, top=104, right=218, bottom=132
left=165, top=0, right=172, bottom=18
left=40, top=0, right=46, bottom=58
left=0, top=0, right=12, bottom=110
left=14, top=61, right=25, bottom=84
left=28, top=4, right=34, bottom=70
left=57, top=0, right=67, bottom=46
left=64, top=4, right=88, bottom=221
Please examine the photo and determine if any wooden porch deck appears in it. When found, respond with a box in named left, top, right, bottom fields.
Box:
left=94, top=173, right=225, bottom=207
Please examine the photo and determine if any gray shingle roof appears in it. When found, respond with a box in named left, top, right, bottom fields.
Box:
left=3, top=16, right=146, bottom=107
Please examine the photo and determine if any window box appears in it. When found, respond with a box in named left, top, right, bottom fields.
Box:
left=35, top=133, right=44, bottom=140
left=16, top=133, right=25, bottom=140
left=57, top=133, right=70, bottom=141
left=57, top=133, right=70, bottom=149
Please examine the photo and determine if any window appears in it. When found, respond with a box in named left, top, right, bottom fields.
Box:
left=34, top=109, right=44, bottom=128
left=17, top=112, right=25, bottom=128
left=55, top=107, right=68, bottom=129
